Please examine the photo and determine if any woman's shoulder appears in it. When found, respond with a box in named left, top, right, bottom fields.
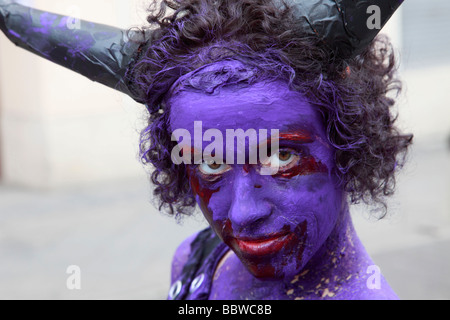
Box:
left=170, top=231, right=201, bottom=284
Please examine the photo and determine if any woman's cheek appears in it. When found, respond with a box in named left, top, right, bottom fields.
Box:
left=187, top=167, right=218, bottom=220
left=186, top=167, right=235, bottom=231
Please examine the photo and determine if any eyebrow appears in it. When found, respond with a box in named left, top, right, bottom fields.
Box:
left=264, top=129, right=316, bottom=147
left=278, top=130, right=315, bottom=143
left=181, top=129, right=316, bottom=165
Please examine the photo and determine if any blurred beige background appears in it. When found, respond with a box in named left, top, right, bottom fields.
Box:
left=0, top=0, right=449, bottom=299
left=0, top=0, right=150, bottom=187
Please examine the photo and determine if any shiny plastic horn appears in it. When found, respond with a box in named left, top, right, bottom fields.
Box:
left=281, top=0, right=404, bottom=58
left=0, top=1, right=149, bottom=103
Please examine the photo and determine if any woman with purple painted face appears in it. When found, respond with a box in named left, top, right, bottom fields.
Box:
left=1, top=0, right=412, bottom=299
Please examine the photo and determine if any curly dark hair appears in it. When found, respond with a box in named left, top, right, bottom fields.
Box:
left=127, top=0, right=412, bottom=218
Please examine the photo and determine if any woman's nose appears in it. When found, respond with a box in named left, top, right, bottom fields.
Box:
left=227, top=171, right=272, bottom=233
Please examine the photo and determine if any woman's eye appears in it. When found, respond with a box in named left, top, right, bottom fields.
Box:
left=261, top=149, right=299, bottom=170
left=198, top=162, right=231, bottom=175
left=278, top=151, right=293, bottom=163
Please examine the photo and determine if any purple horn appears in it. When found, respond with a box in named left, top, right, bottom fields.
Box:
left=280, top=0, right=404, bottom=58
left=0, top=1, right=150, bottom=103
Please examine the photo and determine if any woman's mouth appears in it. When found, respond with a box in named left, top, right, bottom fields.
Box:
left=233, top=232, right=294, bottom=256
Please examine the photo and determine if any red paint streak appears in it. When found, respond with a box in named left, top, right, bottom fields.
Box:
left=186, top=167, right=220, bottom=215
left=263, top=130, right=314, bottom=147
left=293, top=221, right=308, bottom=270
left=276, top=155, right=328, bottom=179
left=278, top=131, right=314, bottom=143
left=223, top=219, right=233, bottom=236
left=248, top=263, right=276, bottom=278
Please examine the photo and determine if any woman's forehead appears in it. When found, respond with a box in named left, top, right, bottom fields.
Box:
left=168, top=80, right=323, bottom=133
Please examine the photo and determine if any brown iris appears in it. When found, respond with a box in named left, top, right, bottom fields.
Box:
left=278, top=150, right=292, bottom=162
left=207, top=162, right=222, bottom=170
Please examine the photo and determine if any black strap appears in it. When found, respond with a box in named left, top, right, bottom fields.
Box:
left=173, top=227, right=227, bottom=300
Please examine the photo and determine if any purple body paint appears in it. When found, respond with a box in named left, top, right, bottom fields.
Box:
left=1, top=0, right=407, bottom=300
left=169, top=77, right=399, bottom=300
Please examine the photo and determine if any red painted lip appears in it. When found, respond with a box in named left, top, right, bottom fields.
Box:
left=234, top=233, right=293, bottom=256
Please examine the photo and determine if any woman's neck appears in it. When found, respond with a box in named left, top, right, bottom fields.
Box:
left=285, top=207, right=371, bottom=299
left=210, top=207, right=391, bottom=299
